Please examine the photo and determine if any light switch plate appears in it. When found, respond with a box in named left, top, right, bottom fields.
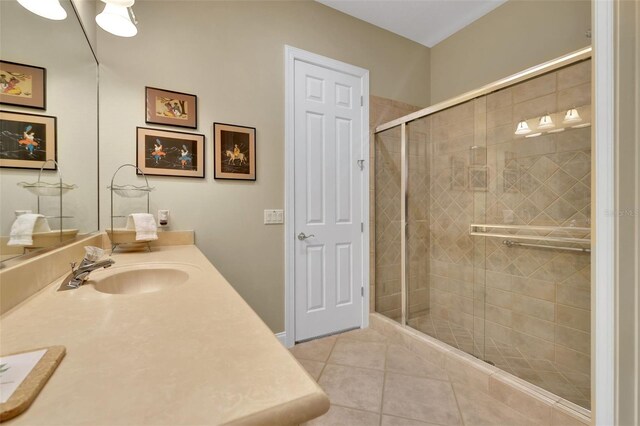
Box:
left=264, top=209, right=284, bottom=224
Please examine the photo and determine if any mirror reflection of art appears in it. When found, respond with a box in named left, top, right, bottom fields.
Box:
left=469, top=166, right=488, bottom=192
left=136, top=127, right=204, bottom=178
left=145, top=87, right=197, bottom=129
left=213, top=122, right=256, bottom=181
left=0, top=111, right=56, bottom=170
left=0, top=60, right=46, bottom=110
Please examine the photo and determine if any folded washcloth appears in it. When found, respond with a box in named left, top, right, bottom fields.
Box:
left=8, top=214, right=51, bottom=246
left=126, top=213, right=158, bottom=241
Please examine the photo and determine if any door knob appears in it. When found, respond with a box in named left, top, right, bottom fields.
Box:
left=297, top=232, right=315, bottom=241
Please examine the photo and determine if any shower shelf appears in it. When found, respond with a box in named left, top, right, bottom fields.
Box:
left=469, top=224, right=591, bottom=247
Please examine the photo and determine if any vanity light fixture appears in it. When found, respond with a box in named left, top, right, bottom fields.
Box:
left=563, top=108, right=582, bottom=124
left=96, top=0, right=138, bottom=38
left=537, top=114, right=555, bottom=130
left=525, top=132, right=543, bottom=138
left=572, top=122, right=592, bottom=129
left=514, top=120, right=531, bottom=135
left=17, top=0, right=67, bottom=20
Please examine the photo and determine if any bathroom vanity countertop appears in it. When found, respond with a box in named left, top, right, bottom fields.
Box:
left=0, top=245, right=329, bottom=425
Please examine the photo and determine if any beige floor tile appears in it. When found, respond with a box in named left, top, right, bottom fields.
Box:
left=381, top=414, right=440, bottom=425
left=298, top=359, right=325, bottom=381
left=328, top=339, right=387, bottom=370
left=319, top=364, right=385, bottom=412
left=382, top=372, right=461, bottom=425
left=306, top=405, right=380, bottom=426
left=290, top=336, right=337, bottom=362
left=339, top=327, right=389, bottom=343
left=385, top=344, right=448, bottom=381
left=453, top=383, right=536, bottom=426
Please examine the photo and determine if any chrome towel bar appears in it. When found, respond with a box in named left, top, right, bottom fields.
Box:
left=502, top=239, right=591, bottom=253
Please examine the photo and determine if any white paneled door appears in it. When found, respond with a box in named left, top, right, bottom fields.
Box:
left=293, top=59, right=364, bottom=342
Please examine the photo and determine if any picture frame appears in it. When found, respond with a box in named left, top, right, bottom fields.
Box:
left=0, top=60, right=46, bottom=110
left=136, top=127, right=205, bottom=178
left=145, top=87, right=197, bottom=129
left=213, top=122, right=256, bottom=181
left=0, top=110, right=56, bottom=170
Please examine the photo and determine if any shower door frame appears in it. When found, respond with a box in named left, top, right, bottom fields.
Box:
left=374, top=46, right=593, bottom=330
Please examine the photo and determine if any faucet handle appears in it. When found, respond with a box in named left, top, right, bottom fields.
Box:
left=70, top=261, right=77, bottom=271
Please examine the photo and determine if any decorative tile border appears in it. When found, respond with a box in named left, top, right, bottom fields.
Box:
left=369, top=313, right=591, bottom=425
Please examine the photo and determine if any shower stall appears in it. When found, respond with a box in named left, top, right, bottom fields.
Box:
left=373, top=48, right=592, bottom=410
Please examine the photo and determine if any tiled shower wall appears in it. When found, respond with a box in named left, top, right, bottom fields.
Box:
left=373, top=60, right=592, bottom=409
left=370, top=96, right=421, bottom=316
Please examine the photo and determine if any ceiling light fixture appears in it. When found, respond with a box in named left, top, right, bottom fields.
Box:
left=537, top=114, right=555, bottom=130
left=563, top=108, right=582, bottom=124
left=96, top=0, right=137, bottom=38
left=514, top=120, right=531, bottom=135
left=17, top=0, right=67, bottom=20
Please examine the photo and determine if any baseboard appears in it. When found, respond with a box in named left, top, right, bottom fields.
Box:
left=275, top=332, right=288, bottom=346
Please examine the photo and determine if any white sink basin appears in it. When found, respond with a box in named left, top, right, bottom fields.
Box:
left=89, top=263, right=196, bottom=295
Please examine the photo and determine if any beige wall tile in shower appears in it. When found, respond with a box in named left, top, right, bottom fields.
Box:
left=513, top=72, right=557, bottom=104
left=512, top=312, right=555, bottom=342
left=557, top=304, right=590, bottom=332
left=555, top=346, right=590, bottom=376
left=556, top=284, right=590, bottom=310
left=555, top=325, right=590, bottom=355
left=487, top=88, right=513, bottom=112
left=511, top=276, right=556, bottom=301
left=557, top=60, right=591, bottom=91
left=512, top=294, right=555, bottom=321
left=557, top=83, right=591, bottom=112
left=487, top=106, right=513, bottom=129
left=513, top=93, right=557, bottom=121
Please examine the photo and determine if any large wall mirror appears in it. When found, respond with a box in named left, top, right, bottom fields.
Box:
left=0, top=0, right=98, bottom=267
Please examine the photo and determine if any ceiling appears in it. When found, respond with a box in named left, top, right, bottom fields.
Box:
left=315, top=0, right=507, bottom=47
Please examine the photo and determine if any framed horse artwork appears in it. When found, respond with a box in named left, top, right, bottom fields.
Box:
left=213, top=122, right=256, bottom=181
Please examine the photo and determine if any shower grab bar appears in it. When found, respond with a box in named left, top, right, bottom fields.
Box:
left=469, top=224, right=591, bottom=245
left=502, top=240, right=591, bottom=253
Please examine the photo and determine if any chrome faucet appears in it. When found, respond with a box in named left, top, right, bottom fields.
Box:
left=61, top=257, right=115, bottom=290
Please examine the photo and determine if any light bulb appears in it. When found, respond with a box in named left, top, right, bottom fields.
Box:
left=563, top=108, right=582, bottom=124
left=17, top=0, right=67, bottom=20
left=515, top=120, right=531, bottom=135
left=96, top=1, right=137, bottom=37
left=538, top=114, right=555, bottom=130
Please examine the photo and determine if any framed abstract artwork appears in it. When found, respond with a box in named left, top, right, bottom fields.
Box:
left=0, top=60, right=46, bottom=110
left=0, top=111, right=56, bottom=170
left=213, top=122, right=256, bottom=181
left=136, top=127, right=204, bottom=178
left=145, top=87, right=197, bottom=129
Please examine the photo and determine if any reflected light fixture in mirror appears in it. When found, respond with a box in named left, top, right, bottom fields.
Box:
left=96, top=0, right=137, bottom=37
left=514, top=120, right=531, bottom=135
left=17, top=0, right=67, bottom=20
left=537, top=114, right=555, bottom=130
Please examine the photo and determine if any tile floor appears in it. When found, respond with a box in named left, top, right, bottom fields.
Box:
left=407, top=314, right=591, bottom=410
left=291, top=328, right=537, bottom=425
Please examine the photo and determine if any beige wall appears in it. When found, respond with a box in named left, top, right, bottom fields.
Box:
left=97, top=0, right=430, bottom=332
left=429, top=0, right=591, bottom=104
left=614, top=0, right=639, bottom=423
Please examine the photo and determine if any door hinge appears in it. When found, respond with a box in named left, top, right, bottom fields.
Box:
left=357, top=159, right=364, bottom=170
left=361, top=222, right=364, bottom=232
left=361, top=286, right=364, bottom=297
left=360, top=96, right=363, bottom=106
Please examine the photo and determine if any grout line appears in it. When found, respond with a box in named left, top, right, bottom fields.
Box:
left=378, top=343, right=389, bottom=426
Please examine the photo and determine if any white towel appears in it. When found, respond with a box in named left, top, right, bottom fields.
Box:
left=126, top=213, right=158, bottom=241
left=8, top=214, right=51, bottom=246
